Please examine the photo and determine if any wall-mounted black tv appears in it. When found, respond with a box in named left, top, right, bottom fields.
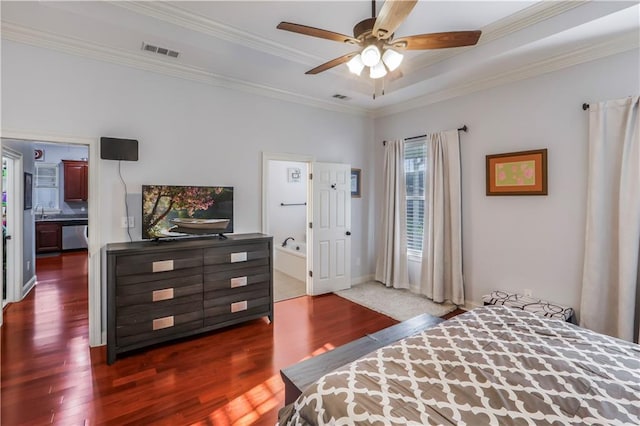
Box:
left=142, top=185, right=233, bottom=240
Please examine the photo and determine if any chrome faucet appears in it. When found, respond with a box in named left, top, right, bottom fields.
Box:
left=282, top=237, right=295, bottom=247
left=35, top=204, right=46, bottom=219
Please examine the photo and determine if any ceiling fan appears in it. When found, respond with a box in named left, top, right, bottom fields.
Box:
left=277, top=0, right=481, bottom=80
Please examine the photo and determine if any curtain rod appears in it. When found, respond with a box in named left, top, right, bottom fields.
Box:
left=383, top=125, right=468, bottom=145
left=583, top=103, right=590, bottom=110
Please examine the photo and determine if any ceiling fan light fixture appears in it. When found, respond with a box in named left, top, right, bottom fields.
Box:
left=370, top=61, right=387, bottom=79
left=361, top=44, right=381, bottom=67
left=382, top=49, right=403, bottom=71
left=346, top=54, right=365, bottom=76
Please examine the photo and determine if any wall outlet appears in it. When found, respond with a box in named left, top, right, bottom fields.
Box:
left=121, top=216, right=135, bottom=228
left=356, top=257, right=361, bottom=266
left=524, top=289, right=532, bottom=297
left=27, top=260, right=31, bottom=271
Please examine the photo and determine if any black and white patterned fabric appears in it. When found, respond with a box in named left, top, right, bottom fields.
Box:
left=482, top=290, right=575, bottom=322
left=278, top=306, right=640, bottom=426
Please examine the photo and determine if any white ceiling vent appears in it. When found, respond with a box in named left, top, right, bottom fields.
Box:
left=141, top=42, right=179, bottom=58
left=332, top=94, right=351, bottom=101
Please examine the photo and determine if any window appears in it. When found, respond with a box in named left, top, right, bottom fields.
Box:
left=405, top=140, right=426, bottom=253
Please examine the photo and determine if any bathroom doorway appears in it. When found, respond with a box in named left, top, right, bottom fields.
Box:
left=263, top=154, right=312, bottom=302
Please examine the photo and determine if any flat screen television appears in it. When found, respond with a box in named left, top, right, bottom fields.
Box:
left=142, top=185, right=233, bottom=240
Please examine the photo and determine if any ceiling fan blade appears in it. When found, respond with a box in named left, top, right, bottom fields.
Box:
left=373, top=0, right=418, bottom=40
left=393, top=30, right=482, bottom=50
left=305, top=52, right=359, bottom=75
left=277, top=22, right=360, bottom=45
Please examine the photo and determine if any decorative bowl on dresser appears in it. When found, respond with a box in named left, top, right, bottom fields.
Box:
left=104, top=233, right=273, bottom=364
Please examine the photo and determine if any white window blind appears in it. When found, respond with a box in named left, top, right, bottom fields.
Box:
left=404, top=140, right=426, bottom=253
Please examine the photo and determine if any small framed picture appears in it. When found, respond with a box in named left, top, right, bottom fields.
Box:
left=351, top=168, right=361, bottom=198
left=24, top=172, right=33, bottom=210
left=486, top=149, right=547, bottom=195
left=287, top=167, right=301, bottom=183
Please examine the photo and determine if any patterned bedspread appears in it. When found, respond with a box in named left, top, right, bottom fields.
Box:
left=278, top=305, right=640, bottom=425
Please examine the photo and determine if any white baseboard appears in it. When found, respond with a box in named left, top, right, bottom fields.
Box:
left=351, top=274, right=375, bottom=286
left=21, top=275, right=37, bottom=300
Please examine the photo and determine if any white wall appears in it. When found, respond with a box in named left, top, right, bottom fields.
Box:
left=1, top=41, right=375, bottom=337
left=267, top=160, right=308, bottom=246
left=374, top=49, right=640, bottom=318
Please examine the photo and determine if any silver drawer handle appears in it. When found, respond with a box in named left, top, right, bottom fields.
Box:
left=152, top=316, right=174, bottom=330
left=230, top=276, right=247, bottom=288
left=152, top=260, right=174, bottom=273
left=230, top=252, right=247, bottom=263
left=152, top=288, right=174, bottom=302
left=231, top=301, right=248, bottom=313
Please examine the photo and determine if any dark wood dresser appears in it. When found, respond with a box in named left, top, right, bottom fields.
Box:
left=105, top=233, right=273, bottom=364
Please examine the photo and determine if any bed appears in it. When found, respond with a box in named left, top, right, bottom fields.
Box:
left=278, top=305, right=640, bottom=425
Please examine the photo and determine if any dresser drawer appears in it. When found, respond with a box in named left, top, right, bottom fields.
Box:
left=115, top=249, right=202, bottom=277
left=204, top=296, right=271, bottom=326
left=203, top=285, right=269, bottom=310
left=116, top=267, right=202, bottom=287
left=118, top=316, right=203, bottom=349
left=117, top=292, right=202, bottom=316
left=203, top=265, right=270, bottom=293
left=117, top=274, right=203, bottom=307
left=116, top=302, right=203, bottom=338
left=203, top=243, right=270, bottom=266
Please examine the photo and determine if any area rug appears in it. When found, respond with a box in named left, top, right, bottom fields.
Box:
left=335, top=281, right=456, bottom=320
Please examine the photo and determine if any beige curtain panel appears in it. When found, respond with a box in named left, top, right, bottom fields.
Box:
left=580, top=96, right=640, bottom=343
left=420, top=130, right=464, bottom=305
left=375, top=139, right=410, bottom=289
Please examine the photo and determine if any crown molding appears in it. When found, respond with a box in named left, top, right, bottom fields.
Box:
left=110, top=1, right=322, bottom=67
left=1, top=21, right=368, bottom=117
left=405, top=1, right=587, bottom=73
left=373, top=31, right=639, bottom=118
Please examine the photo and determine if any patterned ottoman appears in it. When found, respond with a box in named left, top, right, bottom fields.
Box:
left=482, top=290, right=576, bottom=323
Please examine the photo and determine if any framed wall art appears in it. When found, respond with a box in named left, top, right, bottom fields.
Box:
left=24, top=172, right=33, bottom=210
left=287, top=167, right=301, bottom=183
left=486, top=149, right=547, bottom=196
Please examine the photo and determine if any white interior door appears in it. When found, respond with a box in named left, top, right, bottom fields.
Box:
left=2, top=150, right=23, bottom=308
left=308, top=162, right=351, bottom=295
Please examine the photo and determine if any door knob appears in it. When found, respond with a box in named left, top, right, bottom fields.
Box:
left=345, top=231, right=351, bottom=236
left=5, top=235, right=11, bottom=240
left=331, top=184, right=336, bottom=189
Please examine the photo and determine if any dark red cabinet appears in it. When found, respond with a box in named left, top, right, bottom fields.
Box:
left=35, top=222, right=62, bottom=253
left=62, top=160, right=88, bottom=202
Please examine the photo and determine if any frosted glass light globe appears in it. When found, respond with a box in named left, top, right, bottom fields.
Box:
left=369, top=61, right=387, bottom=79
left=361, top=45, right=381, bottom=67
left=346, top=54, right=365, bottom=76
left=382, top=49, right=403, bottom=71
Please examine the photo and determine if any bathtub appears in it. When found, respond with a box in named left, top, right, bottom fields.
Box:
left=274, top=242, right=307, bottom=282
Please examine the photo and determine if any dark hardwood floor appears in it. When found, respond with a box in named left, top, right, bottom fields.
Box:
left=2, top=252, right=406, bottom=425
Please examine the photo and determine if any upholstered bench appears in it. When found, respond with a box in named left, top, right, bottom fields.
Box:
left=482, top=290, right=576, bottom=323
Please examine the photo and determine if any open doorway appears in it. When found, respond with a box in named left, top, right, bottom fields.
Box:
left=262, top=153, right=313, bottom=302
left=0, top=136, right=99, bottom=345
